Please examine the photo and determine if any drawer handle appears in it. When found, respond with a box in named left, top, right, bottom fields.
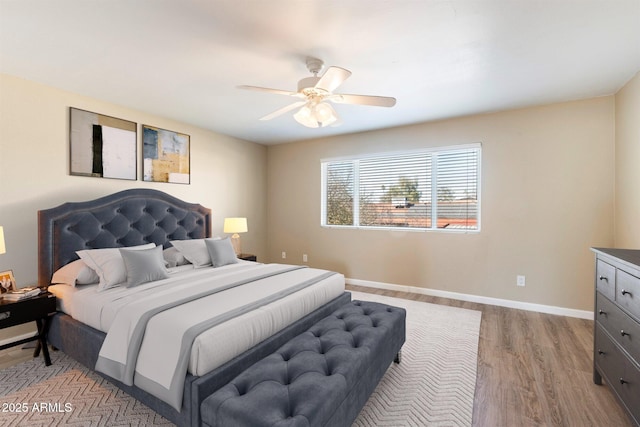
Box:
left=598, top=309, right=607, bottom=316
left=621, top=330, right=630, bottom=337
left=621, top=289, right=632, bottom=297
left=599, top=275, right=608, bottom=282
left=620, top=378, right=628, bottom=385
left=598, top=349, right=605, bottom=355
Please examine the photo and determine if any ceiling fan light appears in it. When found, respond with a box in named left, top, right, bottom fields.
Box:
left=293, top=105, right=319, bottom=128
left=314, top=102, right=338, bottom=127
left=293, top=101, right=339, bottom=128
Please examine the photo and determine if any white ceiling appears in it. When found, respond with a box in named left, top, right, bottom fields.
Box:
left=1, top=0, right=639, bottom=145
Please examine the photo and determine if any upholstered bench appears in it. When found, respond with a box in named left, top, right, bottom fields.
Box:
left=200, top=300, right=406, bottom=427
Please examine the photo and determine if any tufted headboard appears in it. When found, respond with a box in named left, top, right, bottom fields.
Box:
left=38, top=188, right=212, bottom=286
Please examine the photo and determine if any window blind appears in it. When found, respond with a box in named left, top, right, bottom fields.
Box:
left=322, top=145, right=480, bottom=231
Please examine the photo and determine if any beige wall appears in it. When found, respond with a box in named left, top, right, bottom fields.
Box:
left=1, top=70, right=630, bottom=327
left=614, top=72, right=640, bottom=247
left=0, top=73, right=267, bottom=341
left=267, top=97, right=615, bottom=311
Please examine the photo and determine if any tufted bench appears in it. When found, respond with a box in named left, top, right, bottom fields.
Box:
left=200, top=300, right=406, bottom=427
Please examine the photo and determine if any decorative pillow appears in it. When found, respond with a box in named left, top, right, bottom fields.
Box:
left=205, top=237, right=238, bottom=268
left=170, top=238, right=220, bottom=268
left=51, top=259, right=100, bottom=287
left=77, top=243, right=155, bottom=291
left=163, top=246, right=190, bottom=268
left=120, top=245, right=169, bottom=288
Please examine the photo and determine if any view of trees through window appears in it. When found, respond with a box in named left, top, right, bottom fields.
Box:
left=322, top=146, right=480, bottom=231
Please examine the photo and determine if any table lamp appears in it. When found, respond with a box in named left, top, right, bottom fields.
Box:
left=0, top=226, right=5, bottom=255
left=223, top=218, right=247, bottom=256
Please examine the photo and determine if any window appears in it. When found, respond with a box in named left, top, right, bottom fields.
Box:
left=321, top=144, right=480, bottom=231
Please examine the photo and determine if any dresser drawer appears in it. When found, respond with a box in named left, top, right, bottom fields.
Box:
left=596, top=325, right=640, bottom=427
left=595, top=324, right=625, bottom=387
left=597, top=324, right=640, bottom=426
left=597, top=259, right=616, bottom=301
left=596, top=293, right=640, bottom=361
left=618, top=269, right=640, bottom=320
left=621, top=355, right=640, bottom=426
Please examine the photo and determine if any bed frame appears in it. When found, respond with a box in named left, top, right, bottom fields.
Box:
left=38, top=188, right=351, bottom=427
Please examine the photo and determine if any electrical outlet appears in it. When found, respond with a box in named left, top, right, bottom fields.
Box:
left=303, top=254, right=308, bottom=263
left=281, top=251, right=286, bottom=259
left=517, top=275, right=526, bottom=287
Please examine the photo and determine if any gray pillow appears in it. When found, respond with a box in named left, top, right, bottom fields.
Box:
left=170, top=238, right=220, bottom=268
left=205, top=238, right=238, bottom=268
left=77, top=243, right=155, bottom=291
left=120, top=245, right=169, bottom=288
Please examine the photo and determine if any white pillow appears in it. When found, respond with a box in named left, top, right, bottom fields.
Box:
left=170, top=238, right=220, bottom=268
left=163, top=247, right=190, bottom=268
left=120, top=245, right=169, bottom=288
left=77, top=243, right=155, bottom=291
left=51, top=259, right=100, bottom=286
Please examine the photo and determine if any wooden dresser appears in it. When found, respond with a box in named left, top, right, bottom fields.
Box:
left=592, top=248, right=640, bottom=426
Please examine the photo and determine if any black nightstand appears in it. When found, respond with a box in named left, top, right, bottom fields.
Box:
left=0, top=292, right=56, bottom=366
left=238, top=253, right=257, bottom=262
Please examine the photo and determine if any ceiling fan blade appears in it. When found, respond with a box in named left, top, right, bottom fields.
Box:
left=331, top=93, right=396, bottom=107
left=259, top=101, right=307, bottom=121
left=238, top=85, right=299, bottom=97
left=315, top=66, right=352, bottom=93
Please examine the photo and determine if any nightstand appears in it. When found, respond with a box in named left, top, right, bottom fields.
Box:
left=238, top=253, right=257, bottom=262
left=0, top=292, right=56, bottom=366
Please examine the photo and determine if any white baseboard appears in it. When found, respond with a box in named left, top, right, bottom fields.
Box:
left=346, top=278, right=593, bottom=320
left=0, top=331, right=38, bottom=348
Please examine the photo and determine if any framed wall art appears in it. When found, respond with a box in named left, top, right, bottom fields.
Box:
left=69, top=107, right=137, bottom=180
left=142, top=125, right=190, bottom=184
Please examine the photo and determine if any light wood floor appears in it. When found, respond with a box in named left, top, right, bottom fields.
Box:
left=1, top=287, right=634, bottom=426
left=347, top=284, right=634, bottom=427
left=0, top=343, right=35, bottom=370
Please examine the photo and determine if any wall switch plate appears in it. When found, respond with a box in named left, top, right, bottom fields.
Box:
left=281, top=251, right=286, bottom=259
left=303, top=254, right=308, bottom=262
left=517, top=275, right=526, bottom=287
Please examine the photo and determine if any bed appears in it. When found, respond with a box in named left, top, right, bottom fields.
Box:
left=38, top=188, right=350, bottom=427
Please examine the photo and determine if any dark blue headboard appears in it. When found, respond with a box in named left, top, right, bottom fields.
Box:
left=38, top=188, right=212, bottom=286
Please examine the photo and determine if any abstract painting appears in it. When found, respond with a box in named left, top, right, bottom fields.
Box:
left=142, top=125, right=190, bottom=184
left=69, top=108, right=137, bottom=180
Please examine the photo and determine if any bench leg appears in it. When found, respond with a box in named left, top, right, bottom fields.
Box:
left=394, top=350, right=402, bottom=364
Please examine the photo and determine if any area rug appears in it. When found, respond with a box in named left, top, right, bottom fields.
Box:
left=0, top=292, right=481, bottom=427
left=350, top=292, right=481, bottom=426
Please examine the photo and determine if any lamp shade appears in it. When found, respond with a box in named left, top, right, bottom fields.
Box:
left=0, top=226, right=5, bottom=254
left=223, top=218, right=248, bottom=234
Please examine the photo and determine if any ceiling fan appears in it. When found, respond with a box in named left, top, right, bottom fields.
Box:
left=238, top=57, right=396, bottom=128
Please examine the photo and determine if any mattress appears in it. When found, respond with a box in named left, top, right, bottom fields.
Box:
left=48, top=262, right=345, bottom=377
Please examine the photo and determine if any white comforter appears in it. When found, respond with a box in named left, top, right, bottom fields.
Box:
left=49, top=262, right=345, bottom=410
